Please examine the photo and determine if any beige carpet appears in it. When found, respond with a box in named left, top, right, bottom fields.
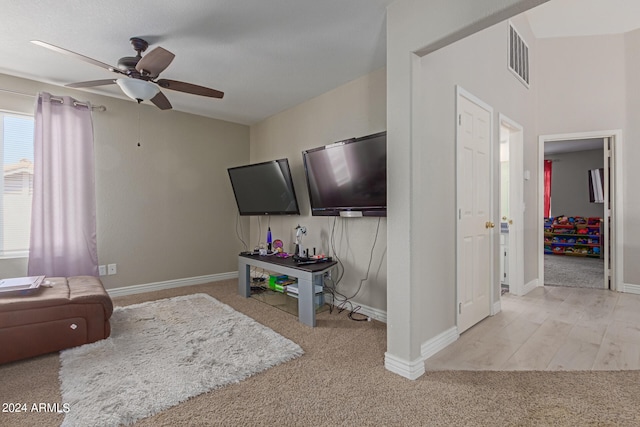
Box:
left=1, top=279, right=639, bottom=426
left=544, top=254, right=605, bottom=289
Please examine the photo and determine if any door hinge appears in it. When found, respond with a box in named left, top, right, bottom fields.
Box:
left=458, top=114, right=462, bottom=126
left=458, top=302, right=462, bottom=314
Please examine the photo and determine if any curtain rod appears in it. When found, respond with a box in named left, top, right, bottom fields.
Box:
left=0, top=88, right=107, bottom=112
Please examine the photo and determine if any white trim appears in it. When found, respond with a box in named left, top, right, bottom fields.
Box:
left=492, top=299, right=502, bottom=315
left=623, top=283, right=640, bottom=295
left=421, top=326, right=459, bottom=360
left=538, top=130, right=624, bottom=292
left=523, top=278, right=539, bottom=294
left=498, top=114, right=525, bottom=297
left=384, top=352, right=425, bottom=380
left=107, top=272, right=238, bottom=298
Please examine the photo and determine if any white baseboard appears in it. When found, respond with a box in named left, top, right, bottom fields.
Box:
left=492, top=299, right=501, bottom=315
left=523, top=278, right=539, bottom=294
left=421, top=326, right=459, bottom=360
left=325, top=295, right=387, bottom=323
left=107, top=272, right=238, bottom=298
left=384, top=352, right=425, bottom=380
left=623, top=283, right=640, bottom=295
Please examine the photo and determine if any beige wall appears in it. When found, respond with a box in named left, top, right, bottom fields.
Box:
left=0, top=73, right=250, bottom=288
left=545, top=149, right=605, bottom=219
left=625, top=28, right=640, bottom=285
left=249, top=67, right=388, bottom=312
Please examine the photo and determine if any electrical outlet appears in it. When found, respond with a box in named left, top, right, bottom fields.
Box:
left=98, top=265, right=106, bottom=276
left=107, top=264, right=117, bottom=275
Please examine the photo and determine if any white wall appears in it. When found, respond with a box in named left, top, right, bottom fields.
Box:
left=249, top=68, right=388, bottom=312
left=385, top=0, right=549, bottom=376
left=537, top=35, right=626, bottom=135
left=624, top=28, right=640, bottom=285
left=537, top=34, right=640, bottom=285
left=416, top=16, right=538, bottom=340
left=0, top=73, right=250, bottom=288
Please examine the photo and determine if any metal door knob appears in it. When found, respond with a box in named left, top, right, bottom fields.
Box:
left=485, top=221, right=495, bottom=229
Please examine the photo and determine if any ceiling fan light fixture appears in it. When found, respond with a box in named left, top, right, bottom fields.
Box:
left=116, top=78, right=159, bottom=101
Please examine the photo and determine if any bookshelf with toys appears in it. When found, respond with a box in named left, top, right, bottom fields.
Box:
left=544, top=216, right=602, bottom=258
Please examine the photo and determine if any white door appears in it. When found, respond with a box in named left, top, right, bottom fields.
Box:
left=500, top=116, right=526, bottom=296
left=456, top=88, right=493, bottom=334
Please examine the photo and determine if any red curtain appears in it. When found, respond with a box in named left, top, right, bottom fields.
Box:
left=544, top=160, right=552, bottom=217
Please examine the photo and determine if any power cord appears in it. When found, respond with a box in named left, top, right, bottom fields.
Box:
left=236, top=213, right=248, bottom=251
left=325, top=217, right=382, bottom=321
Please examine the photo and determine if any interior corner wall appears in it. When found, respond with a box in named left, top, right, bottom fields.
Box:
left=416, top=16, right=538, bottom=341
left=624, top=28, right=640, bottom=286
left=0, top=73, right=250, bottom=288
left=537, top=34, right=631, bottom=283
left=386, top=0, right=548, bottom=369
left=248, top=67, right=388, bottom=312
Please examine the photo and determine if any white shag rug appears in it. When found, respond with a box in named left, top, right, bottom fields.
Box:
left=59, top=293, right=303, bottom=426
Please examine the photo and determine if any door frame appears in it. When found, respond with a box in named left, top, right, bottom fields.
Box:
left=455, top=86, right=495, bottom=331
left=499, top=114, right=525, bottom=296
left=537, top=130, right=624, bottom=292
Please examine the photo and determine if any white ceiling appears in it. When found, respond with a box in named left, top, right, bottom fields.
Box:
left=544, top=138, right=604, bottom=155
left=0, top=0, right=393, bottom=125
left=2, top=1, right=639, bottom=126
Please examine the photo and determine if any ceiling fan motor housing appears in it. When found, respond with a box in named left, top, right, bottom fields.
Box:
left=117, top=56, right=140, bottom=72
left=117, top=38, right=149, bottom=74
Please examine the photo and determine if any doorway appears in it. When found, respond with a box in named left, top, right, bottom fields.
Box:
left=499, top=115, right=525, bottom=296
left=538, top=131, right=623, bottom=292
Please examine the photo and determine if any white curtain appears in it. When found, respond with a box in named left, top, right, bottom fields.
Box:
left=27, top=92, right=98, bottom=277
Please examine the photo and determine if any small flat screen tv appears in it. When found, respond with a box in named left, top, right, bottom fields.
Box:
left=228, top=158, right=300, bottom=216
left=302, top=131, right=386, bottom=217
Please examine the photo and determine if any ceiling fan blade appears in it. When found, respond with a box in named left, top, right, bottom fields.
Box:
left=150, top=91, right=172, bottom=110
left=31, top=40, right=123, bottom=74
left=156, top=79, right=224, bottom=99
left=66, top=79, right=116, bottom=88
left=135, top=47, right=175, bottom=77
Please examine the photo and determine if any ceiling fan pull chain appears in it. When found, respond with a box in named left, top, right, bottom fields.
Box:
left=137, top=103, right=141, bottom=147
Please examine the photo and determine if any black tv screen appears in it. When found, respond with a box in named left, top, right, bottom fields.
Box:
left=228, top=159, right=300, bottom=216
left=302, top=131, right=386, bottom=217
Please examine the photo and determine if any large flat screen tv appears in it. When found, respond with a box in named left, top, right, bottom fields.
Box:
left=228, top=158, right=300, bottom=216
left=302, top=131, right=386, bottom=217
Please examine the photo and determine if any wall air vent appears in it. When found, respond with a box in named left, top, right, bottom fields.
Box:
left=509, top=23, right=529, bottom=87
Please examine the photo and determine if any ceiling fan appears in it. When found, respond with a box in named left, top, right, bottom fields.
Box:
left=31, top=37, right=224, bottom=110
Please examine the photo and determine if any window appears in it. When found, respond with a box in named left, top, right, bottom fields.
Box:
left=1, top=111, right=34, bottom=258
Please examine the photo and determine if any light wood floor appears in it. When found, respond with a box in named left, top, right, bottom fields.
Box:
left=426, top=285, right=640, bottom=371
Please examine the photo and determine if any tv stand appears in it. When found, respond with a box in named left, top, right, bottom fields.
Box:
left=238, top=254, right=336, bottom=327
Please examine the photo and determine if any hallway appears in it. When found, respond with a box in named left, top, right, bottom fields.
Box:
left=426, top=286, right=640, bottom=370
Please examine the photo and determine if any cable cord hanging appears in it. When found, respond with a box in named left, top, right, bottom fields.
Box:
left=324, top=217, right=382, bottom=321
left=236, top=213, right=248, bottom=251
